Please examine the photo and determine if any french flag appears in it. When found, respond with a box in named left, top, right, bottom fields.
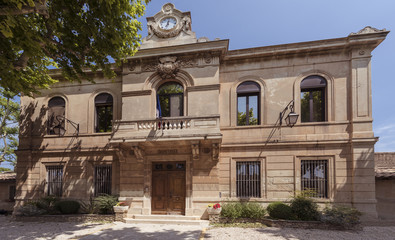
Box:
left=156, top=94, right=162, bottom=119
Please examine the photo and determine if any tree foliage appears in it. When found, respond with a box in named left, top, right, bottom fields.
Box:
left=0, top=0, right=149, bottom=96
left=237, top=108, right=258, bottom=126
left=0, top=89, right=19, bottom=165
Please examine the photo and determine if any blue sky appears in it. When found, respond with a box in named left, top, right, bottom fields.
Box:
left=1, top=1, right=393, bottom=171
left=142, top=0, right=395, bottom=152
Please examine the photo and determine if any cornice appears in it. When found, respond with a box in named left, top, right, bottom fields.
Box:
left=122, top=90, right=152, bottom=97
left=225, top=30, right=389, bottom=61
left=127, top=40, right=229, bottom=60
left=186, top=84, right=220, bottom=92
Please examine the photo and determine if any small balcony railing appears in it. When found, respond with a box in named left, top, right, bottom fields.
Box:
left=137, top=118, right=191, bottom=131
left=110, top=115, right=221, bottom=143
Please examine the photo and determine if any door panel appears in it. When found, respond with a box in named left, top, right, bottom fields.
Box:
left=168, top=172, right=186, bottom=214
left=152, top=172, right=167, bottom=213
left=152, top=162, right=186, bottom=215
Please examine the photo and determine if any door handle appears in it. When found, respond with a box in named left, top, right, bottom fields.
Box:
left=170, top=191, right=172, bottom=198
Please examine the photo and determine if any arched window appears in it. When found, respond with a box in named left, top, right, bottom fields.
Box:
left=300, top=75, right=327, bottom=122
left=48, top=97, right=65, bottom=135
left=95, top=93, right=113, bottom=132
left=237, top=81, right=260, bottom=126
left=157, top=82, right=183, bottom=117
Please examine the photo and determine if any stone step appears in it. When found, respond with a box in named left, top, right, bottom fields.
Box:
left=130, top=214, right=201, bottom=221
left=124, top=218, right=209, bottom=226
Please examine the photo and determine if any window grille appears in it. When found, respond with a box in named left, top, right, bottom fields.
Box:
left=236, top=161, right=261, bottom=198
left=47, top=166, right=63, bottom=197
left=9, top=185, right=16, bottom=201
left=301, top=160, right=328, bottom=198
left=94, top=165, right=112, bottom=196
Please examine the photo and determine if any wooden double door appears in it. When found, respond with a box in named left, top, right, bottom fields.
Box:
left=151, top=162, right=186, bottom=215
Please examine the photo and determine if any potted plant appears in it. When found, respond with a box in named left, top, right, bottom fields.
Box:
left=113, top=201, right=129, bottom=212
left=207, top=203, right=221, bottom=214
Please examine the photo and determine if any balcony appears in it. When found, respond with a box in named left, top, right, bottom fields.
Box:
left=110, top=115, right=222, bottom=144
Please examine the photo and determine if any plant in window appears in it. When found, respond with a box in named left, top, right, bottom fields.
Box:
left=300, top=75, right=326, bottom=122
left=237, top=81, right=260, bottom=126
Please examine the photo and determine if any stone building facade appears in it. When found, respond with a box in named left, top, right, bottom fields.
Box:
left=375, top=152, right=395, bottom=220
left=0, top=172, right=16, bottom=212
left=15, top=4, right=388, bottom=220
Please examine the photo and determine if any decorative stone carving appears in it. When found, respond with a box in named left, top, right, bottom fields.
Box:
left=349, top=26, right=387, bottom=35
left=204, top=53, right=212, bottom=64
left=128, top=60, right=139, bottom=72
left=157, top=56, right=179, bottom=79
left=212, top=143, right=220, bottom=161
left=191, top=142, right=199, bottom=160
left=182, top=16, right=192, bottom=33
left=178, top=57, right=198, bottom=68
left=142, top=62, right=158, bottom=72
left=115, top=149, right=126, bottom=163
left=144, top=3, right=194, bottom=39
left=132, top=146, right=144, bottom=162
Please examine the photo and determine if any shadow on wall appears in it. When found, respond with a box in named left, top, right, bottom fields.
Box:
left=16, top=101, right=116, bottom=206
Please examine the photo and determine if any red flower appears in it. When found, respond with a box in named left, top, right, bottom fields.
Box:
left=213, top=203, right=221, bottom=209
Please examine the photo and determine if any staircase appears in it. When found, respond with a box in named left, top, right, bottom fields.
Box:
left=124, top=214, right=209, bottom=226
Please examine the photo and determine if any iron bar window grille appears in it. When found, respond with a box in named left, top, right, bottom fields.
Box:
left=47, top=166, right=63, bottom=197
left=236, top=161, right=261, bottom=198
left=94, top=165, right=112, bottom=196
left=301, top=160, right=328, bottom=198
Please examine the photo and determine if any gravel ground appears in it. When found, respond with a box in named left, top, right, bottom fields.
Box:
left=2, top=215, right=395, bottom=240
left=205, top=226, right=395, bottom=240
left=0, top=216, right=203, bottom=240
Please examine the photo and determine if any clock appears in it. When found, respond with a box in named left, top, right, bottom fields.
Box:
left=160, top=17, right=177, bottom=30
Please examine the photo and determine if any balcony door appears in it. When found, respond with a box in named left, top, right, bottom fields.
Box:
left=157, top=82, right=183, bottom=117
left=151, top=162, right=186, bottom=215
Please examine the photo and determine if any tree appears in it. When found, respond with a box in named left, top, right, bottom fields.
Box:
left=0, top=89, right=19, bottom=166
left=237, top=108, right=258, bottom=126
left=0, top=0, right=150, bottom=96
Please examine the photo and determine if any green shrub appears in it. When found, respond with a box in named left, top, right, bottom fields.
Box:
left=290, top=193, right=320, bottom=221
left=94, top=194, right=118, bottom=214
left=220, top=202, right=243, bottom=220
left=321, top=205, right=362, bottom=228
left=15, top=205, right=46, bottom=216
left=267, top=202, right=295, bottom=220
left=241, top=202, right=266, bottom=219
left=56, top=200, right=80, bottom=214
left=25, top=196, right=60, bottom=214
left=220, top=202, right=266, bottom=220
left=80, top=196, right=98, bottom=214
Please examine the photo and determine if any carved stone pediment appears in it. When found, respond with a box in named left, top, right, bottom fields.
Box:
left=349, top=26, right=387, bottom=36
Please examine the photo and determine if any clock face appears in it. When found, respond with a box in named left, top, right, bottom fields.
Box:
left=160, top=17, right=177, bottom=30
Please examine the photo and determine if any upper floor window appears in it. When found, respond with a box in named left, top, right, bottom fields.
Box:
left=300, top=76, right=326, bottom=122
left=47, top=97, right=65, bottom=135
left=157, top=82, right=183, bottom=117
left=95, top=93, right=113, bottom=132
left=237, top=81, right=260, bottom=126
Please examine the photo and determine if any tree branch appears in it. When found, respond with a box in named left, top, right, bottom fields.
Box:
left=0, top=2, right=48, bottom=17
left=13, top=51, right=30, bottom=70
